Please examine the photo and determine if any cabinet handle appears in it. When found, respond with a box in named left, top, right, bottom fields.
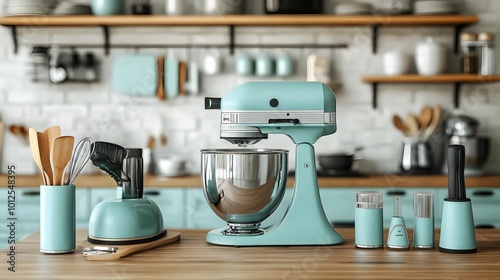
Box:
left=144, top=191, right=160, bottom=196
left=472, top=190, right=494, bottom=197
left=386, top=190, right=406, bottom=196
left=23, top=191, right=41, bottom=196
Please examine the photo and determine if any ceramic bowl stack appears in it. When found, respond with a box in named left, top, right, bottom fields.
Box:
left=53, top=2, right=92, bottom=15
left=334, top=2, right=373, bottom=15
left=413, top=0, right=456, bottom=15
left=3, top=0, right=58, bottom=16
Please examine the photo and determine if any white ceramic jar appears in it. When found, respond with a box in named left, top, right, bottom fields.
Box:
left=415, top=37, right=447, bottom=76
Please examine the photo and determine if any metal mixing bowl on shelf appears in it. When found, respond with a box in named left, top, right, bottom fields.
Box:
left=200, top=149, right=288, bottom=235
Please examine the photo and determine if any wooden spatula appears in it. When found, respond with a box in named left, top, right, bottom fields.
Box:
left=83, top=231, right=181, bottom=261
left=51, top=136, right=75, bottom=185
left=28, top=128, right=49, bottom=184
left=44, top=126, right=61, bottom=153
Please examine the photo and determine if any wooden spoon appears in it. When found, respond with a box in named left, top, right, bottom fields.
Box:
left=28, top=128, right=48, bottom=184
left=405, top=113, right=420, bottom=139
left=51, top=136, right=75, bottom=186
left=157, top=56, right=166, bottom=101
left=44, top=126, right=61, bottom=153
left=417, top=106, right=433, bottom=138
left=392, top=115, right=410, bottom=137
left=424, top=105, right=443, bottom=140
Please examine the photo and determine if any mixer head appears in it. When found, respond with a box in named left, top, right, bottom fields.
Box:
left=205, top=81, right=336, bottom=145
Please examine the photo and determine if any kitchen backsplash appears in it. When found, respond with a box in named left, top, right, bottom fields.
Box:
left=1, top=0, right=499, bottom=175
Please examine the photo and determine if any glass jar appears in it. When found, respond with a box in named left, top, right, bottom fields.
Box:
left=30, top=47, right=49, bottom=82
left=478, top=32, right=495, bottom=75
left=460, top=32, right=477, bottom=74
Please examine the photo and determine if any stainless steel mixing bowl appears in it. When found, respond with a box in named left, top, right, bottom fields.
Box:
left=201, top=149, right=288, bottom=234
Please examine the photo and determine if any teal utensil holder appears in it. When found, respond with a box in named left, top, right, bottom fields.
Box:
left=439, top=200, right=477, bottom=253
left=40, top=185, right=75, bottom=254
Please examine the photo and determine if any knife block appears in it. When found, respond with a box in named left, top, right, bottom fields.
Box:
left=439, top=200, right=477, bottom=253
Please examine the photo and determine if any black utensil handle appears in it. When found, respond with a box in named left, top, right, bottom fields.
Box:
left=448, top=145, right=466, bottom=200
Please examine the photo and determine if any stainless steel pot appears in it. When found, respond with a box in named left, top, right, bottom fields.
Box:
left=200, top=149, right=288, bottom=229
left=193, top=0, right=244, bottom=15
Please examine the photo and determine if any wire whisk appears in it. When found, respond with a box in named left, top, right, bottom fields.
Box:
left=65, top=137, right=95, bottom=185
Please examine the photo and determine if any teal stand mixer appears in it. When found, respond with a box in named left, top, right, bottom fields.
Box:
left=87, top=142, right=165, bottom=245
left=202, top=81, right=344, bottom=246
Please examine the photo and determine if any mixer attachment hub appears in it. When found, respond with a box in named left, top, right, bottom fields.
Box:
left=224, top=223, right=264, bottom=236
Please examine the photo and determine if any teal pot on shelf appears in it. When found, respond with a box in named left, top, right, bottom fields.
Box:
left=91, top=0, right=124, bottom=16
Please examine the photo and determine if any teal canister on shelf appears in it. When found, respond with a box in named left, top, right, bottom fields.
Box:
left=40, top=185, right=76, bottom=254
left=91, top=0, right=124, bottom=15
left=276, top=51, right=294, bottom=77
left=355, top=192, right=383, bottom=249
left=235, top=51, right=254, bottom=76
left=413, top=192, right=434, bottom=249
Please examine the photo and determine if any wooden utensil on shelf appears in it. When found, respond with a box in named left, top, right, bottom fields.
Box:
left=393, top=115, right=410, bottom=137
left=179, top=61, right=187, bottom=95
left=44, top=126, right=61, bottom=152
left=405, top=113, right=420, bottom=139
left=417, top=106, right=433, bottom=137
left=51, top=136, right=75, bottom=185
left=157, top=56, right=166, bottom=101
left=424, top=105, right=443, bottom=140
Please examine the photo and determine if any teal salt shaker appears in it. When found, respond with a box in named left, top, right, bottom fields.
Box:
left=355, top=192, right=383, bottom=248
left=40, top=185, right=76, bottom=254
left=255, top=51, right=274, bottom=77
left=413, top=192, right=434, bottom=249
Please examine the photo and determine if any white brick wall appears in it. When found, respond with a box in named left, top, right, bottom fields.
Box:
left=1, top=0, right=500, bottom=174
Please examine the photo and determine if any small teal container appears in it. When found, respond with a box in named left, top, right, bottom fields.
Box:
left=355, top=192, right=383, bottom=248
left=413, top=192, right=434, bottom=249
left=91, top=0, right=124, bottom=16
left=40, top=185, right=76, bottom=254
left=276, top=51, right=294, bottom=77
left=255, top=52, right=274, bottom=77
left=236, top=51, right=254, bottom=76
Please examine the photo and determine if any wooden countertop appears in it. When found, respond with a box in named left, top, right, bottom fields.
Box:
left=2, top=228, right=499, bottom=279
left=1, top=174, right=500, bottom=188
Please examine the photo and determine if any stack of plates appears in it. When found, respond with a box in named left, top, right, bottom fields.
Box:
left=414, top=0, right=456, bottom=15
left=334, top=2, right=373, bottom=15
left=53, top=2, right=92, bottom=15
left=3, top=0, right=58, bottom=16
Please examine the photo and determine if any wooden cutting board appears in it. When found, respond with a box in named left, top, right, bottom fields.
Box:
left=82, top=231, right=180, bottom=261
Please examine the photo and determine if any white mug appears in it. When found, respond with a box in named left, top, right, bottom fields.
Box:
left=203, top=50, right=222, bottom=75
left=415, top=37, right=446, bottom=76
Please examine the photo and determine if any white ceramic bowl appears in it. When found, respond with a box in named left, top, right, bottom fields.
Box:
left=383, top=51, right=411, bottom=76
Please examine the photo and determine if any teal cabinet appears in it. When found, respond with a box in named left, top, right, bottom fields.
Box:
left=185, top=187, right=226, bottom=229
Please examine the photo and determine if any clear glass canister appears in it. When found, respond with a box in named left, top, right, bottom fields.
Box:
left=355, top=192, right=383, bottom=248
left=478, top=32, right=495, bottom=75
left=460, top=32, right=477, bottom=74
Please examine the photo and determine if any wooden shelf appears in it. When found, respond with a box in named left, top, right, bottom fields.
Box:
left=2, top=174, right=499, bottom=188
left=0, top=14, right=478, bottom=55
left=362, top=74, right=500, bottom=108
left=362, top=74, right=500, bottom=83
left=0, top=15, right=479, bottom=27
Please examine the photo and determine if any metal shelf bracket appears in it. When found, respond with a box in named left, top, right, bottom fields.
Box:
left=372, top=25, right=380, bottom=54
left=454, top=83, right=461, bottom=108
left=372, top=83, right=379, bottom=109
left=102, top=25, right=110, bottom=55
left=229, top=25, right=235, bottom=55
left=7, top=25, right=18, bottom=54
